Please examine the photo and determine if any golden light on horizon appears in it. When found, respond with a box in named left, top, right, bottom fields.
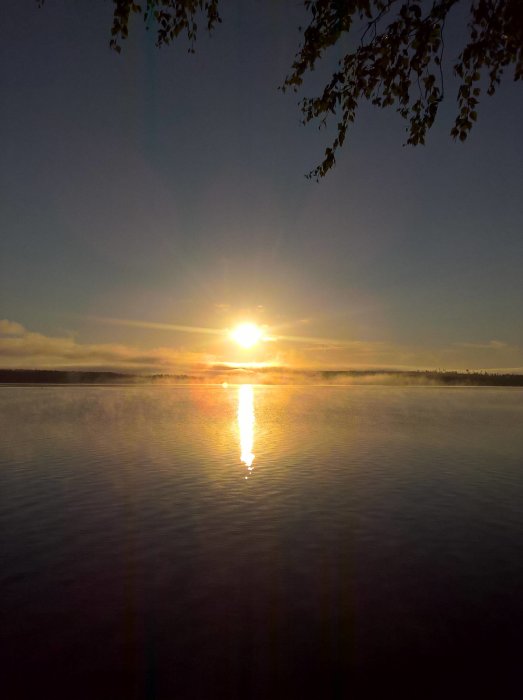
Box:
left=230, top=323, right=263, bottom=349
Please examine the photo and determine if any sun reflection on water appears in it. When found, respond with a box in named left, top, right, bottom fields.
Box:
left=238, top=384, right=255, bottom=477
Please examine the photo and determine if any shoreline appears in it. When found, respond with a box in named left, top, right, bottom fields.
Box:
left=1, top=368, right=522, bottom=387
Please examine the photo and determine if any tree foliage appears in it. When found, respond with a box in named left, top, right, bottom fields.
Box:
left=283, top=0, right=523, bottom=177
left=38, top=1, right=523, bottom=177
left=108, top=0, right=221, bottom=53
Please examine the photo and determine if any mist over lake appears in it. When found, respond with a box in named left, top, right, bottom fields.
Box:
left=1, top=385, right=522, bottom=698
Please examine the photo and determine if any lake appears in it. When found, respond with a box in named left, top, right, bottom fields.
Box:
left=1, top=385, right=522, bottom=698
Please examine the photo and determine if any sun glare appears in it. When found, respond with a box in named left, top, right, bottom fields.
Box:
left=230, top=323, right=263, bottom=349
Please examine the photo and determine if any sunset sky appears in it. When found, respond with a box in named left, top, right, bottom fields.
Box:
left=1, top=1, right=522, bottom=373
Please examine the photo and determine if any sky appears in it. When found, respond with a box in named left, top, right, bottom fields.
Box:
left=1, top=0, right=522, bottom=373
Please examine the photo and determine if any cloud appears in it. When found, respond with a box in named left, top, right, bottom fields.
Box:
left=0, top=319, right=26, bottom=336
left=276, top=337, right=523, bottom=372
left=453, top=340, right=508, bottom=350
left=0, top=320, right=213, bottom=371
left=1, top=319, right=521, bottom=374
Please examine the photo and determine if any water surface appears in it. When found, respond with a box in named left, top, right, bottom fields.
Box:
left=1, top=386, right=522, bottom=698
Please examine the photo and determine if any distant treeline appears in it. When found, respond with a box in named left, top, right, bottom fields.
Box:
left=311, top=370, right=523, bottom=387
left=1, top=368, right=523, bottom=386
left=0, top=369, right=136, bottom=384
left=0, top=369, right=194, bottom=384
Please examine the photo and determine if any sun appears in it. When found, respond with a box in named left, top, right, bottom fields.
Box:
left=230, top=323, right=263, bottom=349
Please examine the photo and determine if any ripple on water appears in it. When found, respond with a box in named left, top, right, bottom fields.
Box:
left=1, top=385, right=522, bottom=697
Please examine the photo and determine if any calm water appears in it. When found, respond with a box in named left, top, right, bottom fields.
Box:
left=1, top=385, right=522, bottom=698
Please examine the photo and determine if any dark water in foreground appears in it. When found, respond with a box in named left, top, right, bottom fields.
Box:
left=1, top=386, right=522, bottom=698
